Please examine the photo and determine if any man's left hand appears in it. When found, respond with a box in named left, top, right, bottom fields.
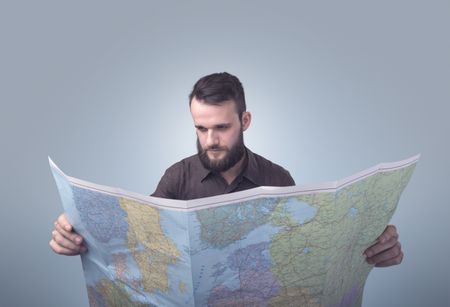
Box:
left=364, top=225, right=403, bottom=267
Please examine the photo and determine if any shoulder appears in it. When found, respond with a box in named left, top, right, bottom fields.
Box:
left=151, top=154, right=198, bottom=199
left=248, top=150, right=296, bottom=186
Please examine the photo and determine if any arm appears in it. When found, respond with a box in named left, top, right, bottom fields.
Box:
left=49, top=213, right=87, bottom=256
left=364, top=225, right=403, bottom=267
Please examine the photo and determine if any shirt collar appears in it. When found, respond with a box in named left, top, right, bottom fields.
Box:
left=197, top=147, right=261, bottom=185
left=196, top=155, right=211, bottom=182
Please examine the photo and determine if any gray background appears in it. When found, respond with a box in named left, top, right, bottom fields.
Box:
left=1, top=0, right=449, bottom=306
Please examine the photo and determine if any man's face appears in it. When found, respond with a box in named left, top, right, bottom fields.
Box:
left=190, top=97, right=251, bottom=172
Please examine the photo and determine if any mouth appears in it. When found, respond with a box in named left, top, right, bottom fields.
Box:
left=206, top=148, right=226, bottom=158
left=206, top=147, right=225, bottom=152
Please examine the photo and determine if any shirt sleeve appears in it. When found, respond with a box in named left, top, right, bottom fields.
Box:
left=267, top=162, right=296, bottom=187
left=150, top=163, right=183, bottom=199
left=283, top=170, right=296, bottom=186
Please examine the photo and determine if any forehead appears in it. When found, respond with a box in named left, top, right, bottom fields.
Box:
left=190, top=98, right=239, bottom=125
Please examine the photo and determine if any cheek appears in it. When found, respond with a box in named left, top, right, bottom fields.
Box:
left=197, top=133, right=207, bottom=147
left=224, top=130, right=240, bottom=145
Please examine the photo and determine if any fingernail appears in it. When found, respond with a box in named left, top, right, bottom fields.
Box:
left=65, top=225, right=71, bottom=231
left=75, top=237, right=82, bottom=244
left=365, top=251, right=372, bottom=258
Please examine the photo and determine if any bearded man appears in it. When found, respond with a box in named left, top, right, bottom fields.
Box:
left=150, top=73, right=294, bottom=200
left=50, top=72, right=403, bottom=268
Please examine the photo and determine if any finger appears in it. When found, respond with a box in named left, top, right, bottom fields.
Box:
left=52, top=230, right=84, bottom=252
left=365, top=235, right=398, bottom=258
left=377, top=225, right=398, bottom=244
left=49, top=239, right=85, bottom=256
left=57, top=213, right=73, bottom=232
left=367, top=242, right=402, bottom=265
left=374, top=251, right=404, bottom=267
left=54, top=221, right=83, bottom=245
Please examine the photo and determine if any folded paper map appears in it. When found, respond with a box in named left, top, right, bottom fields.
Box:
left=49, top=154, right=419, bottom=307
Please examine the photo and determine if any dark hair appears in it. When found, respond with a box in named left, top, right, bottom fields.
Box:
left=189, top=72, right=246, bottom=118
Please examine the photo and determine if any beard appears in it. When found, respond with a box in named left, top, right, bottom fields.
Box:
left=197, top=131, right=246, bottom=173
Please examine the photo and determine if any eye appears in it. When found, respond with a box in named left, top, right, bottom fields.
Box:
left=216, top=125, right=230, bottom=130
left=196, top=126, right=207, bottom=133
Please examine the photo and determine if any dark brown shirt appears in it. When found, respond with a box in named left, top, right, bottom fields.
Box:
left=151, top=148, right=295, bottom=200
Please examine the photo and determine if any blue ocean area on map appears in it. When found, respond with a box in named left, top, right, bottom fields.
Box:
left=284, top=197, right=317, bottom=224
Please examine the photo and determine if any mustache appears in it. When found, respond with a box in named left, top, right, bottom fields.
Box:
left=204, top=145, right=227, bottom=151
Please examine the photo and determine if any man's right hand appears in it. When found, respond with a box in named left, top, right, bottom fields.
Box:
left=49, top=213, right=87, bottom=256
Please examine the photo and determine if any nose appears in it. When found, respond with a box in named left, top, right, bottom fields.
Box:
left=206, top=129, right=219, bottom=147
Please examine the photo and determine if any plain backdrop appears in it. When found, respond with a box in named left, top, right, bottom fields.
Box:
left=1, top=1, right=449, bottom=306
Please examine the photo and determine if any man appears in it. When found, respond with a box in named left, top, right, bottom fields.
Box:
left=50, top=72, right=403, bottom=267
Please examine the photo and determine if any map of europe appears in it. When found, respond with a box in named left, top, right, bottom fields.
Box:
left=49, top=155, right=418, bottom=306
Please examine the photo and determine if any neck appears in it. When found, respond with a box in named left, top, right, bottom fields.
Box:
left=220, top=151, right=246, bottom=185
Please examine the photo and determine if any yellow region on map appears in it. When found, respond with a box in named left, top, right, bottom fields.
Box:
left=87, top=278, right=147, bottom=307
left=179, top=281, right=187, bottom=293
left=119, top=198, right=180, bottom=294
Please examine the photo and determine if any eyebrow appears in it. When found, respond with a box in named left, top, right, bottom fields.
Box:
left=195, top=123, right=231, bottom=129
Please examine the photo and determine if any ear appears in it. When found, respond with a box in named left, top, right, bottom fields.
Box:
left=241, top=111, right=252, bottom=131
